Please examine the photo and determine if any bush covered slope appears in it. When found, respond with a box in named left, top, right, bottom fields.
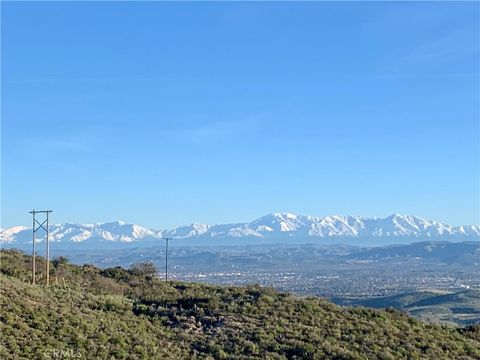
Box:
left=1, top=249, right=479, bottom=359
left=333, top=290, right=480, bottom=327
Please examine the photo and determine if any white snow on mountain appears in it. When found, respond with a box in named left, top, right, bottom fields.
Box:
left=0, top=226, right=28, bottom=243
left=163, top=223, right=211, bottom=238
left=1, top=213, right=479, bottom=246
left=1, top=221, right=160, bottom=245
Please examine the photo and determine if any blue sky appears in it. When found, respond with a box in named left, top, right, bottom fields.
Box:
left=2, top=2, right=479, bottom=228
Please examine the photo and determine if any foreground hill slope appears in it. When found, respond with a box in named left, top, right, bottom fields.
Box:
left=333, top=289, right=480, bottom=327
left=1, top=250, right=479, bottom=359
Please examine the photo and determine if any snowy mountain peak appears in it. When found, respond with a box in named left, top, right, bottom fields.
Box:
left=271, top=212, right=298, bottom=219
left=1, top=213, right=479, bottom=247
left=251, top=212, right=305, bottom=232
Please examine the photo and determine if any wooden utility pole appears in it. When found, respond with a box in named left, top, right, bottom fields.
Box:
left=162, top=237, right=173, bottom=283
left=30, top=210, right=53, bottom=285
left=32, top=211, right=36, bottom=285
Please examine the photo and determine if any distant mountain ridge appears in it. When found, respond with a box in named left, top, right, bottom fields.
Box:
left=1, top=212, right=479, bottom=248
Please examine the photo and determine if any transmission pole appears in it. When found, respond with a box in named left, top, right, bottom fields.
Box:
left=32, top=211, right=36, bottom=285
left=29, top=210, right=53, bottom=285
left=162, top=237, right=173, bottom=283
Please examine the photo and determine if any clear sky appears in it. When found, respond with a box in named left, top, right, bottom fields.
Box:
left=1, top=1, right=479, bottom=228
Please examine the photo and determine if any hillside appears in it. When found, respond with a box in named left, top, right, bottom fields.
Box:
left=333, top=290, right=480, bottom=327
left=1, top=249, right=479, bottom=359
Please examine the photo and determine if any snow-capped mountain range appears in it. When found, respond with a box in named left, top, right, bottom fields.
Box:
left=1, top=213, right=479, bottom=248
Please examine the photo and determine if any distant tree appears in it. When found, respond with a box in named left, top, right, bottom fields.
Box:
left=52, top=256, right=69, bottom=268
left=129, top=261, right=157, bottom=278
left=101, top=266, right=131, bottom=281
